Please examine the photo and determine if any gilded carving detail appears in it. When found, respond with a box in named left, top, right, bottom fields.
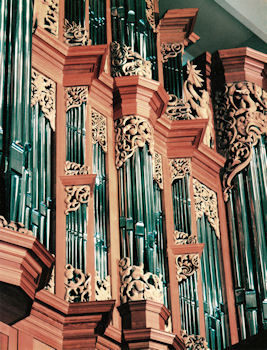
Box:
left=111, top=41, right=152, bottom=79
left=161, top=42, right=184, bottom=63
left=214, top=82, right=267, bottom=201
left=176, top=254, right=199, bottom=282
left=65, top=86, right=88, bottom=112
left=64, top=19, right=89, bottom=46
left=119, top=257, right=164, bottom=304
left=165, top=94, right=194, bottom=121
left=115, top=116, right=154, bottom=169
left=153, top=152, right=163, bottom=189
left=64, top=185, right=91, bottom=215
left=64, top=264, right=91, bottom=303
left=184, top=61, right=214, bottom=147
left=92, top=110, right=107, bottom=152
left=174, top=231, right=198, bottom=245
left=145, top=0, right=159, bottom=32
left=95, top=273, right=111, bottom=301
left=193, top=179, right=220, bottom=239
left=64, top=161, right=90, bottom=176
left=34, top=0, right=59, bottom=36
left=31, top=69, right=56, bottom=131
left=170, top=158, right=191, bottom=183
left=181, top=330, right=210, bottom=350
left=0, top=215, right=33, bottom=236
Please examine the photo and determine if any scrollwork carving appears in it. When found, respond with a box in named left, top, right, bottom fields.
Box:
left=111, top=42, right=152, bottom=79
left=170, top=158, right=191, bottom=183
left=181, top=330, right=210, bottom=350
left=193, top=179, right=220, bottom=239
left=183, top=61, right=214, bottom=147
left=31, top=69, right=56, bottom=131
left=34, top=0, right=59, bottom=36
left=165, top=94, right=194, bottom=120
left=65, top=86, right=88, bottom=112
left=145, top=0, right=159, bottom=32
left=174, top=231, right=198, bottom=245
left=115, top=116, right=154, bottom=169
left=64, top=19, right=89, bottom=46
left=64, top=161, right=90, bottom=176
left=153, top=152, right=163, bottom=189
left=64, top=264, right=91, bottom=302
left=161, top=43, right=184, bottom=63
left=214, top=82, right=267, bottom=201
left=119, top=257, right=164, bottom=304
left=95, top=273, right=111, bottom=301
left=92, top=110, right=107, bottom=152
left=0, top=216, right=33, bottom=236
left=45, top=263, right=55, bottom=294
left=176, top=254, right=199, bottom=282
left=64, top=185, right=91, bottom=215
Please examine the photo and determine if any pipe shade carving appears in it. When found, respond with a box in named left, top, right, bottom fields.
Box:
left=110, top=42, right=152, bottom=79
left=64, top=264, right=91, bottom=302
left=153, top=152, right=163, bottom=189
left=170, top=158, right=191, bottom=183
left=165, top=94, right=194, bottom=120
left=145, top=0, right=159, bottom=32
left=95, top=273, right=111, bottom=301
left=92, top=110, right=107, bottom=153
left=34, top=0, right=59, bottom=36
left=181, top=330, right=210, bottom=350
left=64, top=161, right=90, bottom=175
left=214, top=82, right=267, bottom=201
left=65, top=86, right=88, bottom=112
left=176, top=254, right=199, bottom=282
left=0, top=216, right=33, bottom=236
left=119, top=257, right=164, bottom=304
left=31, top=69, right=56, bottom=131
left=64, top=19, right=89, bottom=46
left=115, top=116, right=154, bottom=169
left=161, top=43, right=184, bottom=63
left=174, top=231, right=198, bottom=245
left=193, top=179, right=220, bottom=239
left=64, top=185, right=91, bottom=215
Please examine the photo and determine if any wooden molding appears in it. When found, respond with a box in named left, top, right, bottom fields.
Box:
left=113, top=76, right=169, bottom=124
left=60, top=174, right=96, bottom=188
left=14, top=290, right=116, bottom=349
left=171, top=243, right=205, bottom=256
left=0, top=228, right=54, bottom=325
left=218, top=47, right=267, bottom=90
left=158, top=8, right=199, bottom=44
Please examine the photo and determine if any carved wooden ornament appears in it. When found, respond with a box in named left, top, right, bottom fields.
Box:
left=176, top=254, right=199, bottom=282
left=174, top=231, right=198, bottom=245
left=0, top=215, right=33, bottom=236
left=64, top=19, right=89, bottom=46
left=161, top=42, right=184, bottom=63
left=65, top=86, right=88, bottom=112
left=64, top=264, right=91, bottom=303
left=34, top=0, right=59, bottom=36
left=64, top=161, right=90, bottom=176
left=153, top=152, right=163, bottom=189
left=181, top=330, right=210, bottom=350
left=170, top=158, right=191, bottom=183
left=92, top=110, right=107, bottom=152
left=64, top=185, right=91, bottom=215
left=95, top=272, right=111, bottom=301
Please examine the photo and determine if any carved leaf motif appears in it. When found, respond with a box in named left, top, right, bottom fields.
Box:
left=170, top=158, right=191, bottom=183
left=161, top=42, right=184, bottom=63
left=95, top=272, right=111, bottom=301
left=64, top=185, right=91, bottom=215
left=181, top=330, right=210, bottom=350
left=110, top=42, right=152, bottom=79
left=214, top=82, right=267, bottom=201
left=176, top=254, right=199, bottom=282
left=115, top=116, right=154, bottom=168
left=153, top=152, right=163, bottom=189
left=193, top=179, right=220, bottom=239
left=34, top=0, right=59, bottom=36
left=145, top=0, right=159, bottom=32
left=174, top=231, right=198, bottom=245
left=31, top=69, right=56, bottom=131
left=92, top=110, right=107, bottom=152
left=64, top=19, right=89, bottom=46
left=119, top=257, right=164, bottom=304
left=64, top=161, right=90, bottom=175
left=0, top=215, right=33, bottom=236
left=183, top=61, right=214, bottom=147
left=165, top=94, right=194, bottom=120
left=64, top=264, right=91, bottom=302
left=65, top=86, right=88, bottom=112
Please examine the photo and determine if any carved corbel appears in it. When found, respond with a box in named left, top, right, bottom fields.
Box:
left=64, top=264, right=91, bottom=303
left=170, top=158, right=191, bottom=184
left=161, top=42, right=184, bottom=63
left=193, top=179, right=220, bottom=239
left=119, top=257, right=164, bottom=304
left=64, top=19, right=89, bottom=46
left=31, top=69, right=56, bottom=131
left=110, top=42, right=152, bottom=79
left=181, top=330, right=210, bottom=350
left=214, top=82, right=267, bottom=201
left=92, top=110, right=107, bottom=153
left=115, top=115, right=154, bottom=169
left=153, top=152, right=163, bottom=189
left=176, top=254, right=199, bottom=282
